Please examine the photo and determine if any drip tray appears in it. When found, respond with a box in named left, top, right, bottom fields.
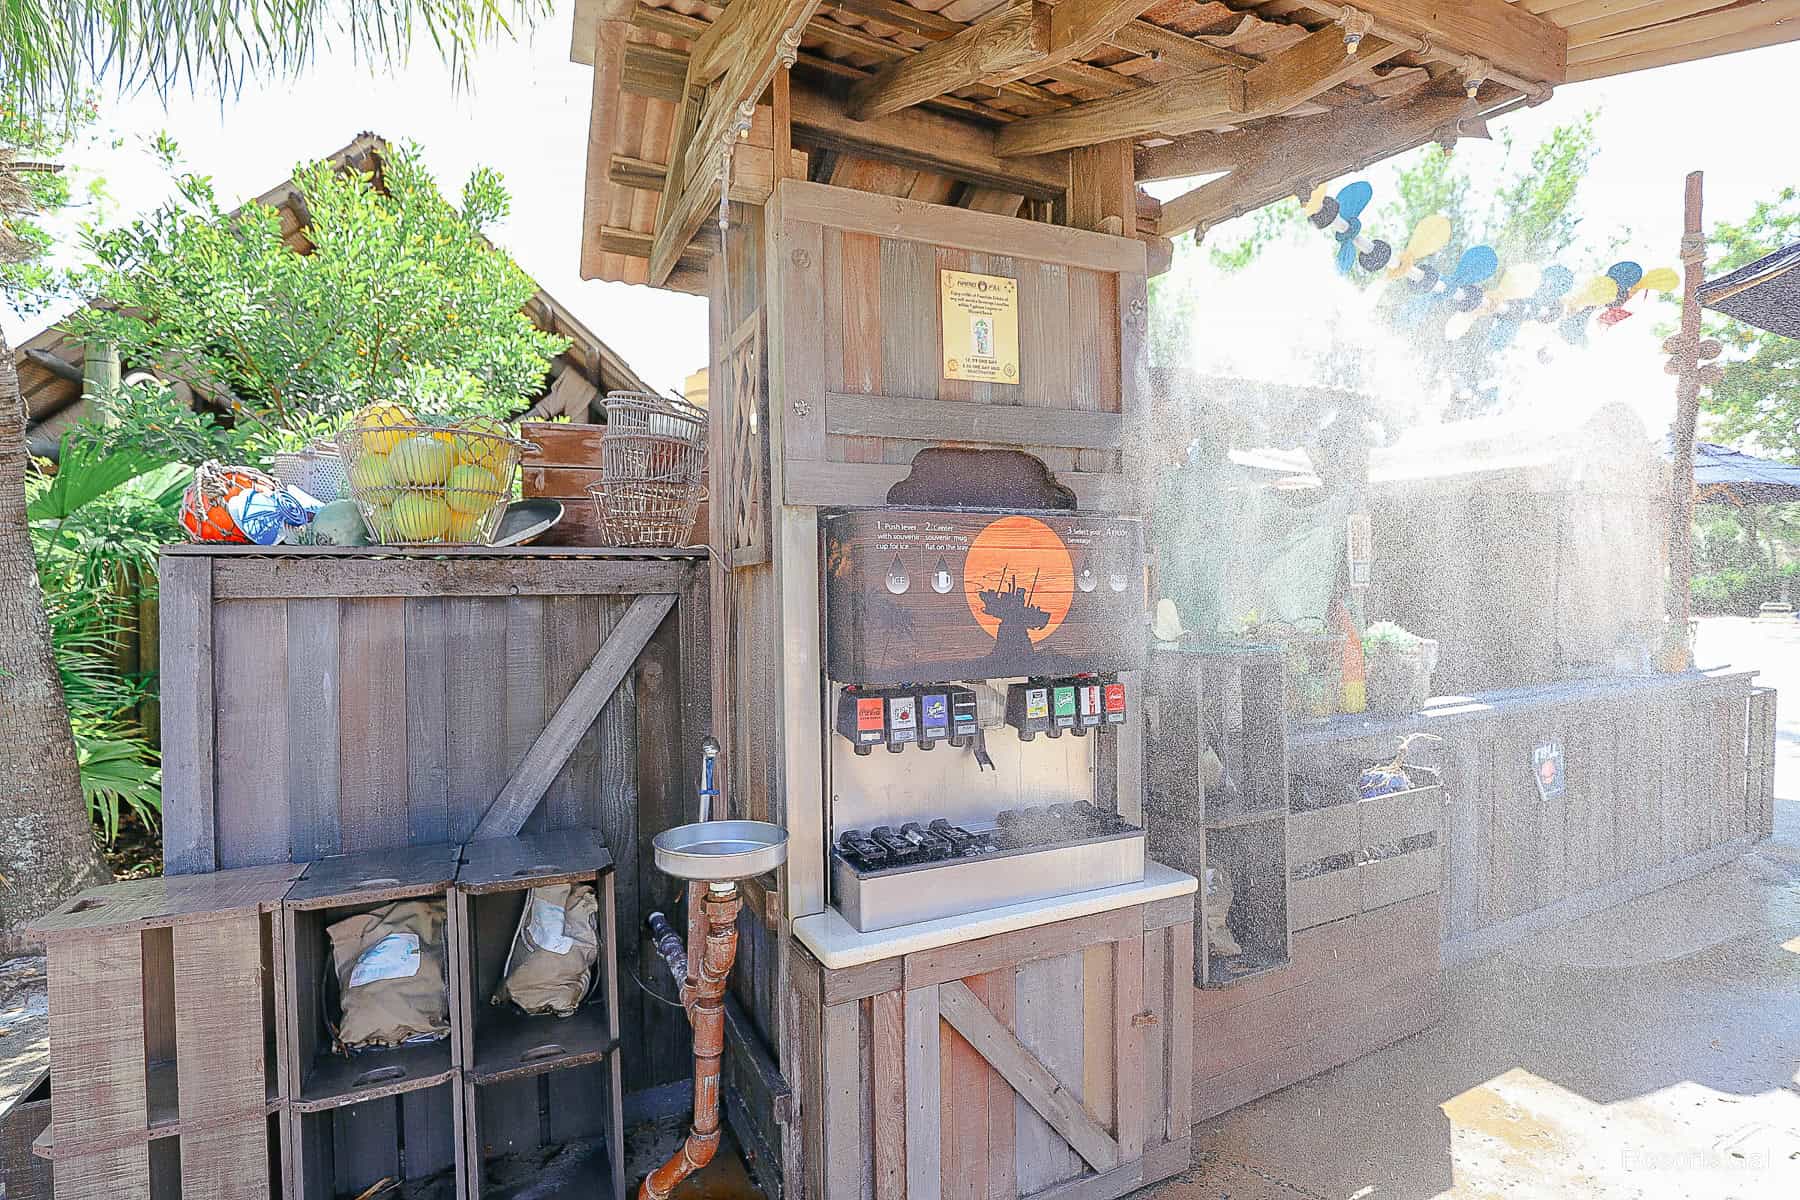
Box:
left=830, top=828, right=1145, bottom=933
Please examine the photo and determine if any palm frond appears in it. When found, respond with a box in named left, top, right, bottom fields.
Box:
left=2, top=1, right=552, bottom=109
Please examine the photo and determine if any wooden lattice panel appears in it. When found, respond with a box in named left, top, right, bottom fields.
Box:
left=724, top=308, right=770, bottom=567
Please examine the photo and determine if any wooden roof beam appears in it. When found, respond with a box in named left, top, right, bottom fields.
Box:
left=1150, top=88, right=1482, bottom=237
left=648, top=0, right=825, bottom=286
left=994, top=69, right=1244, bottom=157
left=992, top=23, right=1403, bottom=157
left=847, top=1, right=1050, bottom=120
left=846, top=0, right=1166, bottom=121
left=1298, top=0, right=1566, bottom=85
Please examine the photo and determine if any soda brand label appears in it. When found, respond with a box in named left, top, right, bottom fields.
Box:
left=921, top=693, right=950, bottom=737
left=855, top=697, right=885, bottom=742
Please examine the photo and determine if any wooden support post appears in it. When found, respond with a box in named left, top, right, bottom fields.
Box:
left=1067, top=140, right=1135, bottom=236
left=1663, top=169, right=1706, bottom=671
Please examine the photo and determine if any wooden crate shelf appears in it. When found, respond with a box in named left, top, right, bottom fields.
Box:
left=281, top=846, right=463, bottom=1114
left=28, top=865, right=298, bottom=1200
left=452, top=831, right=625, bottom=1200
left=1143, top=648, right=1291, bottom=986
left=461, top=1065, right=621, bottom=1200
left=285, top=1085, right=463, bottom=1200
left=1288, top=766, right=1442, bottom=934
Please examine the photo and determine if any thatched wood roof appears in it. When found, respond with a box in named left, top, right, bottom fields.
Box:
left=19, top=132, right=655, bottom=452
left=571, top=0, right=1800, bottom=289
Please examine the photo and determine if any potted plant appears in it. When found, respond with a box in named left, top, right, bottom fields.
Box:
left=1361, top=621, right=1435, bottom=716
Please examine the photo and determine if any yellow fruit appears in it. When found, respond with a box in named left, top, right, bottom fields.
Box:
left=446, top=464, right=499, bottom=514
left=389, top=434, right=454, bottom=486
left=352, top=402, right=418, bottom=453
left=392, top=493, right=451, bottom=541
left=452, top=417, right=510, bottom=472
left=445, top=508, right=485, bottom=544
left=347, top=451, right=389, bottom=496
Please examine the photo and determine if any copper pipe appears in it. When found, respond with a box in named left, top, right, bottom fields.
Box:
left=641, top=884, right=741, bottom=1200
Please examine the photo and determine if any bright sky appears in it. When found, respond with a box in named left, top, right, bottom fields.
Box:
left=7, top=5, right=1800, bottom=407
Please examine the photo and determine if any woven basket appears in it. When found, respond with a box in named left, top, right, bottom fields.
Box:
left=334, top=420, right=531, bottom=546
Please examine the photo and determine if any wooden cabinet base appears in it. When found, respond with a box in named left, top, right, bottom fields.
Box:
left=793, top=900, right=1195, bottom=1200
left=1190, top=894, right=1443, bottom=1123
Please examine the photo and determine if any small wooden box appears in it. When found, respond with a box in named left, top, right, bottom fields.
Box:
left=519, top=421, right=707, bottom=548
left=822, top=507, right=1147, bottom=685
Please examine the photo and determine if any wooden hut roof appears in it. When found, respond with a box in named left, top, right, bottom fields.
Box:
left=18, top=132, right=656, bottom=447
left=571, top=0, right=1800, bottom=289
left=1700, top=239, right=1800, bottom=339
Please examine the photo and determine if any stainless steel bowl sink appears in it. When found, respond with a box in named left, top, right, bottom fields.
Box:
left=653, top=820, right=788, bottom=882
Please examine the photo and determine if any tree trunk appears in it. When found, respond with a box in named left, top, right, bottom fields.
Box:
left=0, top=326, right=110, bottom=950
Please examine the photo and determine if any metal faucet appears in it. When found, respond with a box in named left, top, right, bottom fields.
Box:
left=698, top=736, right=720, bottom=823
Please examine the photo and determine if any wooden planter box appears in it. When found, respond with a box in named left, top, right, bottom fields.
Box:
left=1288, top=767, right=1442, bottom=933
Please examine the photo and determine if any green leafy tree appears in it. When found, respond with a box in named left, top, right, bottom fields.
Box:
left=71, top=143, right=568, bottom=450
left=1698, top=188, right=1800, bottom=459
left=1, top=1, right=543, bottom=944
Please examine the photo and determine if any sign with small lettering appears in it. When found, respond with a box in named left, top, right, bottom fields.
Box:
left=940, top=269, right=1020, bottom=384
left=1532, top=739, right=1565, bottom=801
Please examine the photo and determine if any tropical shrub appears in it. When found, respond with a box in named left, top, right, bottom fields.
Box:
left=68, top=142, right=568, bottom=452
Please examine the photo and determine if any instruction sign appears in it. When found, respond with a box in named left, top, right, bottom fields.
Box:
left=1532, top=739, right=1566, bottom=801
left=940, top=269, right=1020, bottom=385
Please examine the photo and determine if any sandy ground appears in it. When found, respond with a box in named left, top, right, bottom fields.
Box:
left=4, top=618, right=1798, bottom=1200
left=1144, top=615, right=1800, bottom=1200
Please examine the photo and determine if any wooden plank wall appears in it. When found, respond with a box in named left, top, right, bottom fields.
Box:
left=1291, top=673, right=1760, bottom=950
left=1190, top=894, right=1442, bottom=1123
left=772, top=181, right=1145, bottom=516
left=158, top=552, right=707, bottom=1093
left=796, top=901, right=1193, bottom=1200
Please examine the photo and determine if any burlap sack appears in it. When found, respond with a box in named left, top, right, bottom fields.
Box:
left=328, top=900, right=451, bottom=1051
left=492, top=883, right=600, bottom=1018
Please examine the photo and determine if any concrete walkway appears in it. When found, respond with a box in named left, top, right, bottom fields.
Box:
left=1147, top=616, right=1800, bottom=1200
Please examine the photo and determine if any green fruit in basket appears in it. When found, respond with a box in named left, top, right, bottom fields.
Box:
left=453, top=417, right=510, bottom=472
left=393, top=492, right=451, bottom=541
left=445, top=507, right=485, bottom=543
left=347, top=451, right=389, bottom=495
left=309, top=500, right=370, bottom=547
left=389, top=434, right=453, bottom=486
left=445, top=464, right=499, bottom=514
left=351, top=402, right=418, bottom=454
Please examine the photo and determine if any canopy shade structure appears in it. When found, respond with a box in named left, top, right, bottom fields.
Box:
left=1699, top=241, right=1800, bottom=339
left=1692, top=440, right=1800, bottom=505
left=572, top=0, right=1800, bottom=290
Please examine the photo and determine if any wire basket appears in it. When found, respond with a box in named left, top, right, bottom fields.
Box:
left=601, top=391, right=706, bottom=486
left=586, top=478, right=705, bottom=548
left=271, top=441, right=347, bottom=502
left=334, top=420, right=532, bottom=546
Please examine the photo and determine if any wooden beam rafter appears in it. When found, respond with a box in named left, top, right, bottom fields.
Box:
left=847, top=0, right=1051, bottom=120
left=648, top=0, right=825, bottom=286
left=1149, top=88, right=1482, bottom=237
left=994, top=67, right=1244, bottom=157
left=846, top=0, right=1188, bottom=122
left=1299, top=0, right=1567, bottom=83
left=1241, top=26, right=1403, bottom=117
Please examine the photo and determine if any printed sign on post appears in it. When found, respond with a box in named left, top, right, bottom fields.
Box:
left=941, top=269, right=1020, bottom=384
left=1532, top=739, right=1566, bottom=801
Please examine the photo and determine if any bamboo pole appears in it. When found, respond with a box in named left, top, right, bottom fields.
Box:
left=1662, top=169, right=1704, bottom=672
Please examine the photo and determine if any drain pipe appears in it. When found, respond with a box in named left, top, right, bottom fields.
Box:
left=643, top=882, right=742, bottom=1200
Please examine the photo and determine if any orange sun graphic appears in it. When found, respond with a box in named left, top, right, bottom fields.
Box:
left=963, top=515, right=1075, bottom=644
